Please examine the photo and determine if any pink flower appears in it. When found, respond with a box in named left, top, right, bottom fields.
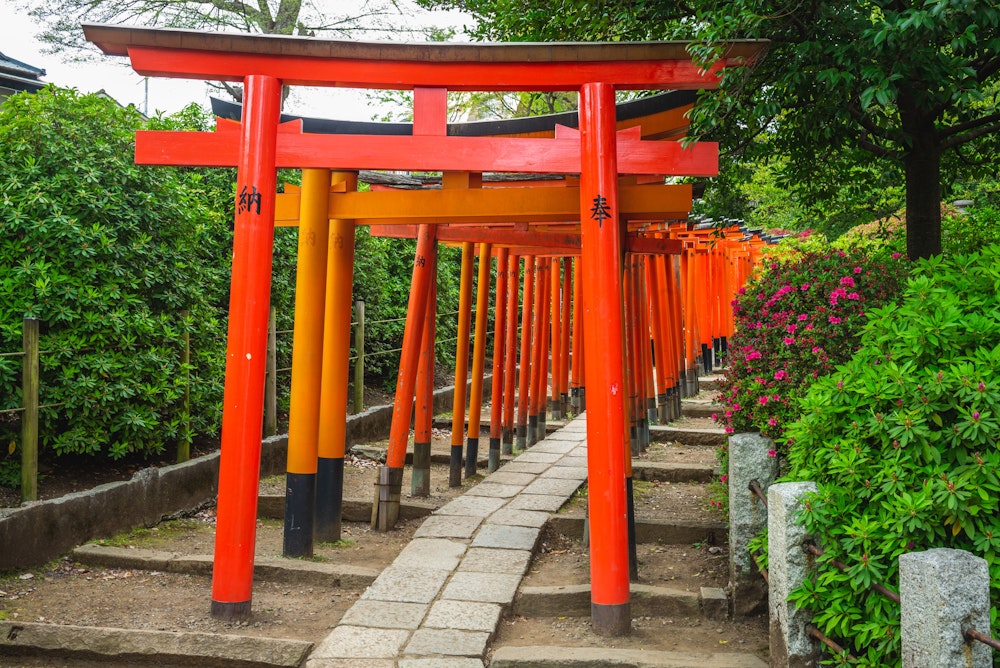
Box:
left=758, top=395, right=769, bottom=405
left=725, top=427, right=734, bottom=434
left=767, top=417, right=778, bottom=427
left=782, top=337, right=796, bottom=345
left=840, top=276, right=855, bottom=287
left=774, top=370, right=788, bottom=381
left=720, top=474, right=728, bottom=484
left=786, top=324, right=797, bottom=334
left=847, top=292, right=860, bottom=300
left=711, top=413, right=718, bottom=421
left=805, top=324, right=814, bottom=331
left=891, top=252, right=902, bottom=259
left=829, top=316, right=842, bottom=324
left=733, top=403, right=741, bottom=411
left=853, top=266, right=862, bottom=274
left=768, top=449, right=777, bottom=457
left=801, top=283, right=811, bottom=291
left=798, top=314, right=809, bottom=321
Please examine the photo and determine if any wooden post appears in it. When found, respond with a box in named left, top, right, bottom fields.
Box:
left=263, top=308, right=277, bottom=438
left=283, top=167, right=332, bottom=559
left=20, top=316, right=39, bottom=503
left=465, top=242, right=492, bottom=479
left=377, top=224, right=436, bottom=530
left=178, top=310, right=191, bottom=463
left=412, top=242, right=438, bottom=496
left=353, top=301, right=365, bottom=414
left=579, top=80, right=631, bottom=637
left=501, top=253, right=520, bottom=455
left=211, top=73, right=281, bottom=621
left=450, top=241, right=475, bottom=487
left=488, top=247, right=510, bottom=472
left=316, top=175, right=359, bottom=543
left=515, top=256, right=536, bottom=451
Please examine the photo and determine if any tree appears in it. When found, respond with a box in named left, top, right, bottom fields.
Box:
left=27, top=0, right=428, bottom=102
left=420, top=0, right=1000, bottom=258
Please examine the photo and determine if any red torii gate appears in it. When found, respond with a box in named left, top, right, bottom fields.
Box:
left=84, top=23, right=767, bottom=634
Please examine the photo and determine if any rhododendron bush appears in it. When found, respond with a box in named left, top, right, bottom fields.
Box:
left=715, top=240, right=907, bottom=451
left=783, top=246, right=1000, bottom=666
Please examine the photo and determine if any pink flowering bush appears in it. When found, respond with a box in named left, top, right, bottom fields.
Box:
left=715, top=242, right=907, bottom=451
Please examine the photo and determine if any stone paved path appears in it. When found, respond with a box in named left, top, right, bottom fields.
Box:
left=304, top=416, right=590, bottom=668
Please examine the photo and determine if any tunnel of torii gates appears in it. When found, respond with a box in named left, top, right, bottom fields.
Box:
left=85, top=23, right=769, bottom=635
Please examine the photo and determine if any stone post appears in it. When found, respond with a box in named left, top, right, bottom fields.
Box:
left=768, top=481, right=818, bottom=668
left=900, top=548, right=992, bottom=667
left=728, top=432, right=779, bottom=617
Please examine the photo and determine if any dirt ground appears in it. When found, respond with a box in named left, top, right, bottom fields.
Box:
left=0, top=414, right=769, bottom=665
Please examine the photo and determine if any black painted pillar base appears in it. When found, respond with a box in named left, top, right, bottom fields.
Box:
left=561, top=392, right=570, bottom=417
left=549, top=398, right=561, bottom=420
left=656, top=392, right=668, bottom=424
left=592, top=602, right=631, bottom=637
left=646, top=396, right=657, bottom=425
left=527, top=415, right=538, bottom=446
left=315, top=456, right=343, bottom=543
left=701, top=343, right=712, bottom=374
left=678, top=368, right=688, bottom=399
left=629, top=424, right=639, bottom=457
left=283, top=471, right=315, bottom=558
left=515, top=424, right=527, bottom=452
left=488, top=437, right=501, bottom=473
left=465, top=437, right=479, bottom=479
left=210, top=599, right=252, bottom=621
left=637, top=418, right=648, bottom=452
left=501, top=427, right=514, bottom=456
left=372, top=465, right=404, bottom=532
left=538, top=412, right=547, bottom=440
left=412, top=441, right=431, bottom=497
left=449, top=445, right=463, bottom=488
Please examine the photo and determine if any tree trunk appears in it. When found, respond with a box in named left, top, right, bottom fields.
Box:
left=899, top=88, right=942, bottom=260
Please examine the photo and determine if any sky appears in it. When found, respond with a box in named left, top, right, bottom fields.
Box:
left=0, top=0, right=472, bottom=121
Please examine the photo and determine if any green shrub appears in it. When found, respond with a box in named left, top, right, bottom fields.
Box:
left=783, top=246, right=1000, bottom=666
left=0, top=88, right=232, bottom=463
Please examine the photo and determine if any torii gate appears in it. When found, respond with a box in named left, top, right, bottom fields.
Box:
left=84, top=23, right=767, bottom=634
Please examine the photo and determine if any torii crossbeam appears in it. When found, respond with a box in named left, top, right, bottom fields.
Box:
left=84, top=22, right=767, bottom=634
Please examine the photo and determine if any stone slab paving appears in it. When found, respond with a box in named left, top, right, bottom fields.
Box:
left=303, top=415, right=591, bottom=668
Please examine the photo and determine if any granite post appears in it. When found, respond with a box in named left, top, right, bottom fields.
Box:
left=768, top=481, right=818, bottom=668
left=728, top=432, right=778, bottom=617
left=900, top=548, right=992, bottom=667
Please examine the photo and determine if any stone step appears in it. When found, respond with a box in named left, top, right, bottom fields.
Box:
left=257, top=495, right=435, bottom=522
left=700, top=375, right=725, bottom=392
left=547, top=515, right=726, bottom=546
left=632, top=461, right=716, bottom=484
left=650, top=425, right=726, bottom=447
left=70, top=544, right=379, bottom=588
left=681, top=400, right=718, bottom=419
left=514, top=583, right=727, bottom=620
left=491, top=645, right=767, bottom=668
left=0, top=621, right=313, bottom=668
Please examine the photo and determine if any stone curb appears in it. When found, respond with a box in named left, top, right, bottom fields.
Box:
left=0, top=621, right=313, bottom=668
left=632, top=462, right=716, bottom=483
left=490, top=645, right=767, bottom=667
left=257, top=496, right=436, bottom=522
left=546, top=515, right=726, bottom=545
left=680, top=400, right=718, bottom=419
left=650, top=425, right=726, bottom=447
left=70, top=544, right=380, bottom=588
left=514, top=583, right=713, bottom=619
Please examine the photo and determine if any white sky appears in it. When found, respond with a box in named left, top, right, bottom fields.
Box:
left=0, top=0, right=472, bottom=121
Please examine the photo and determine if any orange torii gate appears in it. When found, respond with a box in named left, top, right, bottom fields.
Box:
left=85, top=23, right=767, bottom=634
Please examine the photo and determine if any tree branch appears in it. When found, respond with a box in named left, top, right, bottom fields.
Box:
left=846, top=103, right=901, bottom=144
left=941, top=120, right=1000, bottom=151
left=939, top=111, right=1000, bottom=139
